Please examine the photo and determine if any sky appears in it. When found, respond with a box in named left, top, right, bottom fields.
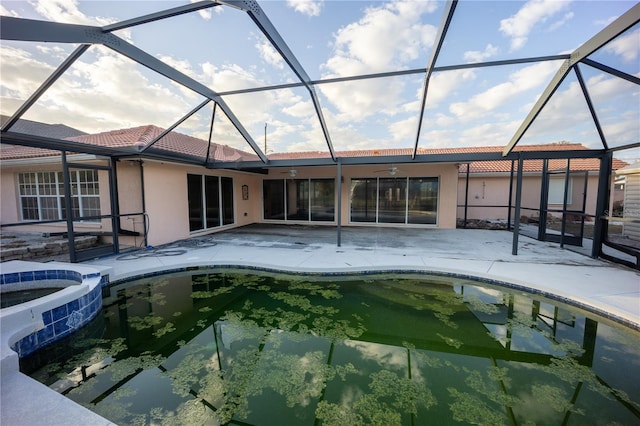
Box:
left=0, top=0, right=638, bottom=162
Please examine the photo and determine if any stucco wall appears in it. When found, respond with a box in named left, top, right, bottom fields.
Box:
left=264, top=163, right=459, bottom=228
left=0, top=168, right=19, bottom=224
left=141, top=161, right=262, bottom=246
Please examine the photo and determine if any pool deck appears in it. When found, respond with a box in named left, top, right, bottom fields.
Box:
left=1, top=225, right=638, bottom=426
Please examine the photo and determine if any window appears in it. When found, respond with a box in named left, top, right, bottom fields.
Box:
left=548, top=175, right=572, bottom=205
left=350, top=177, right=438, bottom=225
left=18, top=170, right=101, bottom=222
left=263, top=178, right=335, bottom=222
left=187, top=174, right=234, bottom=232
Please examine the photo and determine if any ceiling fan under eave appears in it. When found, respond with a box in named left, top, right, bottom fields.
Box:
left=279, top=167, right=297, bottom=178
left=374, top=165, right=401, bottom=176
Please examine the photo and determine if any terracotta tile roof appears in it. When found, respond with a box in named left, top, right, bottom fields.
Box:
left=268, top=142, right=591, bottom=160
left=0, top=144, right=60, bottom=159
left=1, top=125, right=258, bottom=162
left=68, top=125, right=259, bottom=162
left=0, top=125, right=626, bottom=172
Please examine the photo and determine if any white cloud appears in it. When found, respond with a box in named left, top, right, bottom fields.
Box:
left=547, top=12, right=574, bottom=32
left=320, top=1, right=438, bottom=122
left=0, top=45, right=55, bottom=101
left=387, top=116, right=418, bottom=143
left=32, top=0, right=112, bottom=26
left=1, top=45, right=200, bottom=133
left=460, top=121, right=520, bottom=146
left=190, top=0, right=223, bottom=20
left=449, top=61, right=559, bottom=121
left=594, top=16, right=618, bottom=27
left=426, top=69, right=477, bottom=107
left=0, top=4, right=20, bottom=17
left=320, top=77, right=408, bottom=123
left=255, top=39, right=284, bottom=70
left=603, top=28, right=640, bottom=63
left=499, top=0, right=572, bottom=51
left=282, top=99, right=314, bottom=118
left=463, top=44, right=499, bottom=63
left=286, top=0, right=323, bottom=17
left=326, top=1, right=437, bottom=73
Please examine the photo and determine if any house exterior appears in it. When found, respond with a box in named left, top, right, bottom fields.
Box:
left=457, top=143, right=627, bottom=224
left=0, top=125, right=624, bottom=252
left=1, top=125, right=459, bottom=248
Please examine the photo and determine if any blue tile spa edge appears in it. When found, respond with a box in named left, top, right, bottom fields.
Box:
left=1, top=266, right=106, bottom=358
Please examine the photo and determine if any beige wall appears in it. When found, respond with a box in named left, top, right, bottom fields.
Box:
left=0, top=159, right=466, bottom=247
left=141, top=161, right=262, bottom=246
left=264, top=163, right=459, bottom=228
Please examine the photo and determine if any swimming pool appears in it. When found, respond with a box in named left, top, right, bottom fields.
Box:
left=22, top=268, right=640, bottom=425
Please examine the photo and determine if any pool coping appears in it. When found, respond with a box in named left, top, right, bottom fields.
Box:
left=105, top=261, right=640, bottom=332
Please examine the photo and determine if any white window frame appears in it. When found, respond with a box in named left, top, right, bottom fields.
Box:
left=548, top=175, right=572, bottom=205
left=17, top=170, right=101, bottom=222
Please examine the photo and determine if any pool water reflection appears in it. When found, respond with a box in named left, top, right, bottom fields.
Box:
left=21, top=269, right=640, bottom=425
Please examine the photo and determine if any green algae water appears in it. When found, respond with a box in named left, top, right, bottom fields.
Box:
left=21, top=269, right=640, bottom=425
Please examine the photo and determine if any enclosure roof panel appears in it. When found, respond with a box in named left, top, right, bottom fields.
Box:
left=1, top=1, right=638, bottom=164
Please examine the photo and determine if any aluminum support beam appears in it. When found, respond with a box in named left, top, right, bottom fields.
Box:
left=581, top=58, right=640, bottom=86
left=503, top=2, right=640, bottom=156
left=0, top=131, right=212, bottom=166
left=0, top=16, right=105, bottom=43
left=102, top=1, right=219, bottom=32
left=0, top=16, right=268, bottom=163
left=560, top=160, right=571, bottom=248
left=210, top=148, right=607, bottom=170
left=574, top=65, right=608, bottom=149
left=337, top=160, right=343, bottom=247
left=142, top=99, right=212, bottom=152
left=99, top=33, right=267, bottom=163
left=592, top=152, right=613, bottom=259
left=219, top=0, right=336, bottom=161
left=60, top=151, right=76, bottom=263
left=413, top=0, right=458, bottom=159
left=512, top=156, right=524, bottom=255
left=205, top=103, right=218, bottom=164
left=1, top=44, right=90, bottom=132
left=216, top=1, right=338, bottom=161
left=216, top=55, right=570, bottom=97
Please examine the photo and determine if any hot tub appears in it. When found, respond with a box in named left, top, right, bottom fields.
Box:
left=0, top=261, right=108, bottom=368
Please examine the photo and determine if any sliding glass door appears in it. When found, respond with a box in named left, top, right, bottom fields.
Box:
left=263, top=179, right=335, bottom=222
left=350, top=177, right=438, bottom=225
left=188, top=174, right=234, bottom=232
